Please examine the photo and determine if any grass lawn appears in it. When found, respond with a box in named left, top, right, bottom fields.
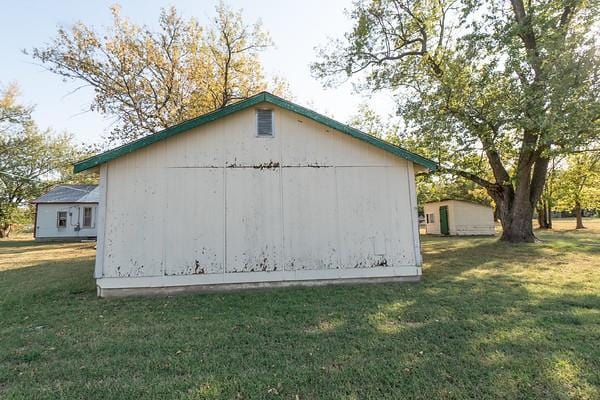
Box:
left=1, top=219, right=599, bottom=399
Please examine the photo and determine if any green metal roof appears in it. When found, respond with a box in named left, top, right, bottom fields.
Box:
left=73, top=92, right=437, bottom=173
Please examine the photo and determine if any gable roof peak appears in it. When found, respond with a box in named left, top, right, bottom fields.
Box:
left=74, top=93, right=437, bottom=173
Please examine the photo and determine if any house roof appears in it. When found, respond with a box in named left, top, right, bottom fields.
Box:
left=31, top=185, right=99, bottom=204
left=73, top=92, right=438, bottom=173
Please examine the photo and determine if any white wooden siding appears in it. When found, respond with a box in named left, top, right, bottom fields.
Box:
left=424, top=200, right=495, bottom=236
left=226, top=168, right=283, bottom=273
left=282, top=167, right=338, bottom=270
left=164, top=168, right=224, bottom=275
left=97, top=103, right=421, bottom=287
left=35, top=203, right=97, bottom=239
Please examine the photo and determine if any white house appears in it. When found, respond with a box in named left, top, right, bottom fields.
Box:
left=32, top=185, right=99, bottom=240
left=74, top=92, right=437, bottom=297
left=424, top=199, right=495, bottom=236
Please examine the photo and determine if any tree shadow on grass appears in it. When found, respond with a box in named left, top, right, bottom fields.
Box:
left=1, top=236, right=599, bottom=399
left=0, top=240, right=95, bottom=256
left=423, top=233, right=600, bottom=276
left=0, top=256, right=96, bottom=311
left=0, top=238, right=41, bottom=249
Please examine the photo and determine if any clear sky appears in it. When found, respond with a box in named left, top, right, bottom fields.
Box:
left=1, top=0, right=395, bottom=145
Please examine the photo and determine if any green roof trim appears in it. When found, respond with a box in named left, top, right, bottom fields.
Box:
left=74, top=92, right=437, bottom=173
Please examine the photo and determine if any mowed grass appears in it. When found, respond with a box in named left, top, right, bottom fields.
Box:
left=0, top=220, right=599, bottom=399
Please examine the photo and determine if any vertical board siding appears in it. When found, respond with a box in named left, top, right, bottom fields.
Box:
left=99, top=104, right=421, bottom=280
left=452, top=201, right=495, bottom=235
left=164, top=168, right=224, bottom=275
left=95, top=165, right=108, bottom=278
left=226, top=168, right=283, bottom=273
left=406, top=161, right=423, bottom=266
left=336, top=166, right=415, bottom=269
left=104, top=159, right=140, bottom=276
left=224, top=110, right=280, bottom=167
left=282, top=167, right=339, bottom=270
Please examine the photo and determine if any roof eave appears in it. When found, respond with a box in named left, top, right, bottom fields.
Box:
left=73, top=92, right=437, bottom=173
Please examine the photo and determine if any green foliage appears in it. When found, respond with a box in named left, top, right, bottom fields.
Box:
left=348, top=102, right=494, bottom=207
left=314, top=0, right=600, bottom=241
left=417, top=175, right=492, bottom=207
left=0, top=84, right=83, bottom=234
left=0, top=125, right=79, bottom=223
left=347, top=102, right=390, bottom=138
left=31, top=2, right=285, bottom=145
left=0, top=82, right=32, bottom=133
left=553, top=152, right=600, bottom=212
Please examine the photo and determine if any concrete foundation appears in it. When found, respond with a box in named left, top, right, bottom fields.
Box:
left=97, top=275, right=421, bottom=298
left=35, top=236, right=96, bottom=242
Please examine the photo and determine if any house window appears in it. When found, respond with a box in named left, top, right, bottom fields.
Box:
left=426, top=213, right=435, bottom=223
left=57, top=211, right=67, bottom=228
left=256, top=109, right=274, bottom=136
left=82, top=207, right=93, bottom=228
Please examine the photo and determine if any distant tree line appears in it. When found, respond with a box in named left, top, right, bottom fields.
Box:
left=0, top=84, right=90, bottom=237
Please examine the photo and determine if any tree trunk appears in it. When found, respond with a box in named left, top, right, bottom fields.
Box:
left=499, top=206, right=536, bottom=242
left=452, top=145, right=547, bottom=243
left=536, top=203, right=547, bottom=229
left=492, top=185, right=537, bottom=243
left=537, top=199, right=551, bottom=229
left=574, top=202, right=585, bottom=229
left=0, top=223, right=12, bottom=238
left=493, top=206, right=501, bottom=222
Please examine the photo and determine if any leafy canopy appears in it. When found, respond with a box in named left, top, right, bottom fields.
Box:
left=31, top=2, right=286, bottom=145
left=348, top=101, right=495, bottom=209
left=0, top=84, right=84, bottom=233
left=553, top=152, right=600, bottom=212
left=313, top=0, right=600, bottom=241
left=315, top=0, right=599, bottom=169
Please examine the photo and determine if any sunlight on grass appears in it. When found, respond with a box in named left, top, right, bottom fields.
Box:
left=480, top=350, right=510, bottom=367
left=548, top=218, right=600, bottom=234
left=186, top=382, right=222, bottom=399
left=0, top=219, right=599, bottom=399
left=368, top=300, right=419, bottom=334
left=0, top=235, right=95, bottom=272
left=305, top=318, right=346, bottom=334
left=547, top=356, right=599, bottom=400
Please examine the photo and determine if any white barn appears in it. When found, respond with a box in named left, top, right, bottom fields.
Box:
left=32, top=185, right=98, bottom=240
left=74, top=92, right=437, bottom=297
left=424, top=199, right=495, bottom=236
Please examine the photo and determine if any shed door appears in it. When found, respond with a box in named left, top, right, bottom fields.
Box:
left=439, top=206, right=449, bottom=235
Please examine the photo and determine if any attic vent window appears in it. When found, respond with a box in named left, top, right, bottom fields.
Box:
left=256, top=109, right=274, bottom=136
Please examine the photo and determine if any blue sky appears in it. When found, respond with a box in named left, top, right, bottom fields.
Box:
left=1, top=0, right=395, bottom=145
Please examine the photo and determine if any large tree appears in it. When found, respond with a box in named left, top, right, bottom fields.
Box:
left=313, top=0, right=600, bottom=242
left=0, top=84, right=81, bottom=238
left=30, top=3, right=282, bottom=145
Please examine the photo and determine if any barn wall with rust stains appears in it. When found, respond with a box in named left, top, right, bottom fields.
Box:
left=96, top=103, right=422, bottom=287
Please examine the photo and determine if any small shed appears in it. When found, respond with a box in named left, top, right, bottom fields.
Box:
left=73, top=92, right=437, bottom=297
left=423, top=199, right=495, bottom=236
left=31, top=185, right=99, bottom=240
